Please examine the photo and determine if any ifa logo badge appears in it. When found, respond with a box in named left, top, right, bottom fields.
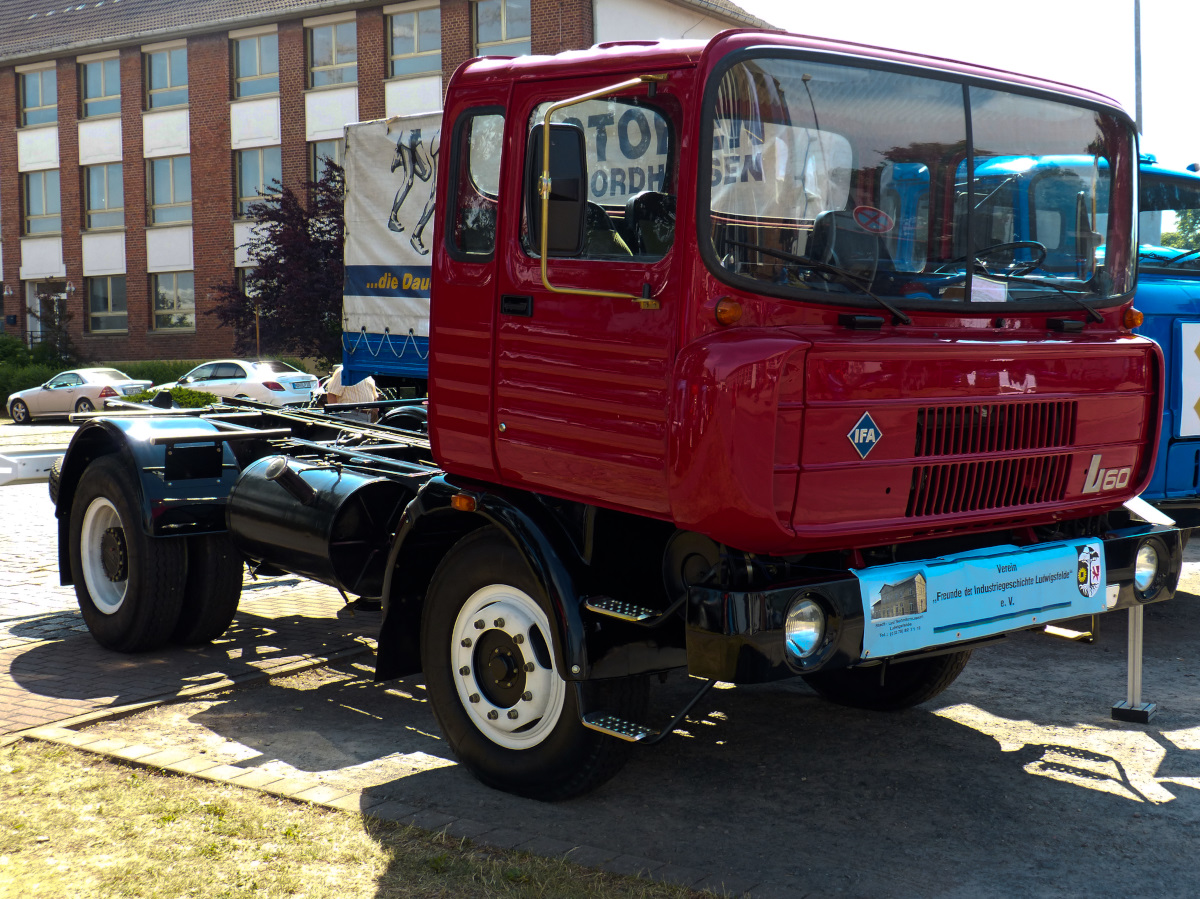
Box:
left=848, top=412, right=883, bottom=459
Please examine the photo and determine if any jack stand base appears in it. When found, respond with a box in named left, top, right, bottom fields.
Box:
left=1112, top=700, right=1157, bottom=723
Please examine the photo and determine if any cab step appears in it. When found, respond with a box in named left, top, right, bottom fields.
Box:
left=583, top=596, right=660, bottom=622
left=580, top=677, right=716, bottom=747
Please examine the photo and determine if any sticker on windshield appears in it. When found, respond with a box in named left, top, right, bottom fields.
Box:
left=853, top=205, right=894, bottom=234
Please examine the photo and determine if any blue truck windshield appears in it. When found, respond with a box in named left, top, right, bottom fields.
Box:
left=1138, top=169, right=1200, bottom=272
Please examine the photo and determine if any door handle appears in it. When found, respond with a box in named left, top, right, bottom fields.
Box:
left=500, top=294, right=532, bottom=317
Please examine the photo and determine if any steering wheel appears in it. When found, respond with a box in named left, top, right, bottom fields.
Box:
left=970, top=240, right=1047, bottom=276
left=1162, top=247, right=1200, bottom=268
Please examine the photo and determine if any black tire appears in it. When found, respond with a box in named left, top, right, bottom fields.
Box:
left=171, top=533, right=244, bottom=645
left=74, top=397, right=94, bottom=413
left=801, top=650, right=972, bottom=711
left=380, top=407, right=428, bottom=433
left=68, top=455, right=186, bottom=652
left=48, top=455, right=64, bottom=506
left=421, top=527, right=647, bottom=800
left=9, top=399, right=30, bottom=424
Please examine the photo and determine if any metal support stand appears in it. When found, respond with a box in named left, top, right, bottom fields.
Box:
left=1112, top=604, right=1156, bottom=723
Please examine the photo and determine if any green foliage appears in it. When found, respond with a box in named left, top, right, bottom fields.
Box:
left=0, top=363, right=59, bottom=409
left=121, top=386, right=219, bottom=408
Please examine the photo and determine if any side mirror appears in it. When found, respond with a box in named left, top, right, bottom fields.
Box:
left=526, top=122, right=587, bottom=256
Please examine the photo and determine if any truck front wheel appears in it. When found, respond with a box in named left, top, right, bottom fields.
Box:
left=421, top=527, right=644, bottom=800
left=801, top=650, right=972, bottom=711
left=69, top=456, right=186, bottom=652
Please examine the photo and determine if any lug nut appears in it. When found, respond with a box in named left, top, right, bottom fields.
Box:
left=487, top=710, right=498, bottom=720
left=494, top=617, right=505, bottom=628
left=507, top=709, right=519, bottom=719
left=474, top=619, right=484, bottom=629
left=524, top=662, right=536, bottom=672
left=522, top=691, right=533, bottom=701
left=513, top=634, right=524, bottom=644
left=459, top=666, right=470, bottom=676
left=461, top=637, right=472, bottom=647
left=469, top=694, right=480, bottom=703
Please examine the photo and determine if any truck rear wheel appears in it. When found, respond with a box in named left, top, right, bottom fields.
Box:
left=69, top=456, right=186, bottom=652
left=801, top=650, right=972, bottom=711
left=421, top=527, right=644, bottom=800
left=172, top=533, right=244, bottom=645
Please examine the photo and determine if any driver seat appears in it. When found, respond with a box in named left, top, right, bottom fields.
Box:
left=808, top=209, right=892, bottom=282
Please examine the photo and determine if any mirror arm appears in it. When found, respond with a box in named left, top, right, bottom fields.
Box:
left=539, top=73, right=667, bottom=310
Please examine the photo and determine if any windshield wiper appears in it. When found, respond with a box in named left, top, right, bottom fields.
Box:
left=984, top=273, right=1104, bottom=323
left=724, top=239, right=912, bottom=325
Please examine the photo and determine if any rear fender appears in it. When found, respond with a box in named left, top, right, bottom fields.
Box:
left=375, top=476, right=591, bottom=682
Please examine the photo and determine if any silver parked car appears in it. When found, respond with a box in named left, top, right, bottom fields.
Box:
left=6, top=368, right=153, bottom=423
left=152, top=359, right=320, bottom=407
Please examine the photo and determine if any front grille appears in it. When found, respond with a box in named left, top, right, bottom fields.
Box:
left=905, top=453, right=1071, bottom=517
left=914, top=401, right=1077, bottom=457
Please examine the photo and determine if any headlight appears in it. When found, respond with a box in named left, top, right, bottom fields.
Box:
left=1134, top=542, right=1160, bottom=594
left=785, top=597, right=825, bottom=660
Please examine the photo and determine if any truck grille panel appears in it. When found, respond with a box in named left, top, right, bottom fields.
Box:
left=914, top=401, right=1077, bottom=457
left=906, top=454, right=1071, bottom=517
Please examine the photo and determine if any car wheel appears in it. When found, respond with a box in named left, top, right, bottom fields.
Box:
left=171, top=533, right=244, bottom=645
left=9, top=399, right=30, bottom=424
left=68, top=455, right=186, bottom=652
left=74, top=397, right=95, bottom=414
left=421, top=526, right=646, bottom=800
left=801, top=650, right=972, bottom=711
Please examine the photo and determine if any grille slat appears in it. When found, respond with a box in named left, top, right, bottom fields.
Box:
left=906, top=454, right=1071, bottom=518
left=914, top=400, right=1077, bottom=459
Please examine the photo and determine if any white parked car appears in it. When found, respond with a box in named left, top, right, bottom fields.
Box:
left=7, top=368, right=153, bottom=423
left=153, top=359, right=320, bottom=407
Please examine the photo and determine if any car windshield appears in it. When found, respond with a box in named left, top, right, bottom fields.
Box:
left=1138, top=170, right=1200, bottom=271
left=703, top=54, right=1137, bottom=310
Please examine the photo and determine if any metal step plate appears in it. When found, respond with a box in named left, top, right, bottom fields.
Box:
left=584, top=596, right=659, bottom=622
left=582, top=713, right=659, bottom=743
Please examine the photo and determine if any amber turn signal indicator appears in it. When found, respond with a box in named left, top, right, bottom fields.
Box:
left=451, top=494, right=477, bottom=512
left=715, top=297, right=743, bottom=326
left=1124, top=307, right=1144, bottom=329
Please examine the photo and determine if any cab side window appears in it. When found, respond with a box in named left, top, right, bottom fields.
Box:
left=449, top=110, right=504, bottom=257
left=526, top=98, right=676, bottom=261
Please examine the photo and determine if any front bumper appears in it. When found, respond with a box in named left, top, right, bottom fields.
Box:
left=685, top=523, right=1183, bottom=684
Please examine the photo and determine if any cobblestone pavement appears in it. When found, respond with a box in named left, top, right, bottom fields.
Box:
left=0, top=421, right=379, bottom=735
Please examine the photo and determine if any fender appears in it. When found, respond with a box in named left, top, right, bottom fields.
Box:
left=54, top=417, right=241, bottom=585
left=375, top=475, right=593, bottom=683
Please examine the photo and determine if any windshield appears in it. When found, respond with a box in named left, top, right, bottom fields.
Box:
left=1138, top=170, right=1200, bottom=271
left=704, top=55, right=1136, bottom=310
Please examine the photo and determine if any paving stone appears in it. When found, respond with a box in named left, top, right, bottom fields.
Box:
left=55, top=730, right=107, bottom=748
left=79, top=737, right=127, bottom=754
left=111, top=744, right=160, bottom=761
left=137, top=749, right=194, bottom=768
left=226, top=767, right=285, bottom=789
left=194, top=764, right=248, bottom=782
left=366, top=800, right=419, bottom=822
left=165, top=756, right=224, bottom=775
left=441, top=817, right=496, bottom=840
left=293, top=784, right=354, bottom=805
left=515, top=836, right=579, bottom=858
left=405, top=809, right=455, bottom=831
left=261, top=777, right=320, bottom=798
left=22, top=725, right=75, bottom=741
left=324, top=793, right=372, bottom=813
left=599, top=854, right=664, bottom=877
left=475, top=828, right=539, bottom=850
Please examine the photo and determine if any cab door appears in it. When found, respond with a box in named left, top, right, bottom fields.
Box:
left=492, top=84, right=683, bottom=515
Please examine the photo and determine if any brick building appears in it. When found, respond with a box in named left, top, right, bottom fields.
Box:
left=0, top=0, right=767, bottom=364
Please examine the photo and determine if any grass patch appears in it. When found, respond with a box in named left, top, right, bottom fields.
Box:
left=0, top=741, right=710, bottom=899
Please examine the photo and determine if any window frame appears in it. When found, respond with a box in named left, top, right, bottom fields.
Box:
left=388, top=6, right=442, bottom=78
left=308, top=21, right=357, bottom=88
left=309, top=138, right=345, bottom=182
left=446, top=106, right=506, bottom=261
left=21, top=67, right=57, bottom=127
left=148, top=155, right=192, bottom=225
left=236, top=145, right=282, bottom=216
left=151, top=271, right=196, bottom=331
left=81, top=57, right=121, bottom=118
left=145, top=46, right=188, bottom=109
left=233, top=33, right=279, bottom=98
left=86, top=275, right=128, bottom=333
left=473, top=0, right=531, bottom=57
left=84, top=162, right=125, bottom=231
left=24, top=170, right=62, bottom=235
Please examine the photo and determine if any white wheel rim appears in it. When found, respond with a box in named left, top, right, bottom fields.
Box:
left=80, top=497, right=128, bottom=614
left=12, top=403, right=27, bottom=422
left=451, top=583, right=566, bottom=750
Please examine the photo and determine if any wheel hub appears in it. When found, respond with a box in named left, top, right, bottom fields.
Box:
left=475, top=629, right=526, bottom=707
left=100, top=527, right=128, bottom=582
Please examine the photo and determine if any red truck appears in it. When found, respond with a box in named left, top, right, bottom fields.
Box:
left=50, top=30, right=1181, bottom=800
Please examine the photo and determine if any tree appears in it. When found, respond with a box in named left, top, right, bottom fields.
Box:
left=211, top=163, right=345, bottom=369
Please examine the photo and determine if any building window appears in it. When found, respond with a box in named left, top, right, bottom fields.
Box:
left=21, top=68, right=57, bottom=126
left=149, top=156, right=191, bottom=224
left=85, top=163, right=124, bottom=230
left=152, top=271, right=195, bottom=330
left=81, top=58, right=120, bottom=117
left=474, top=0, right=530, bottom=57
left=24, top=170, right=61, bottom=234
left=87, top=276, right=127, bottom=333
left=234, top=33, right=279, bottom=97
left=309, top=21, right=357, bottom=87
left=310, top=138, right=344, bottom=182
left=390, top=7, right=441, bottom=77
left=146, top=47, right=188, bottom=108
left=236, top=146, right=282, bottom=216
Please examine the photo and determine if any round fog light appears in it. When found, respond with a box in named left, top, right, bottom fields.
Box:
left=785, top=597, right=825, bottom=660
left=1134, top=543, right=1160, bottom=593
